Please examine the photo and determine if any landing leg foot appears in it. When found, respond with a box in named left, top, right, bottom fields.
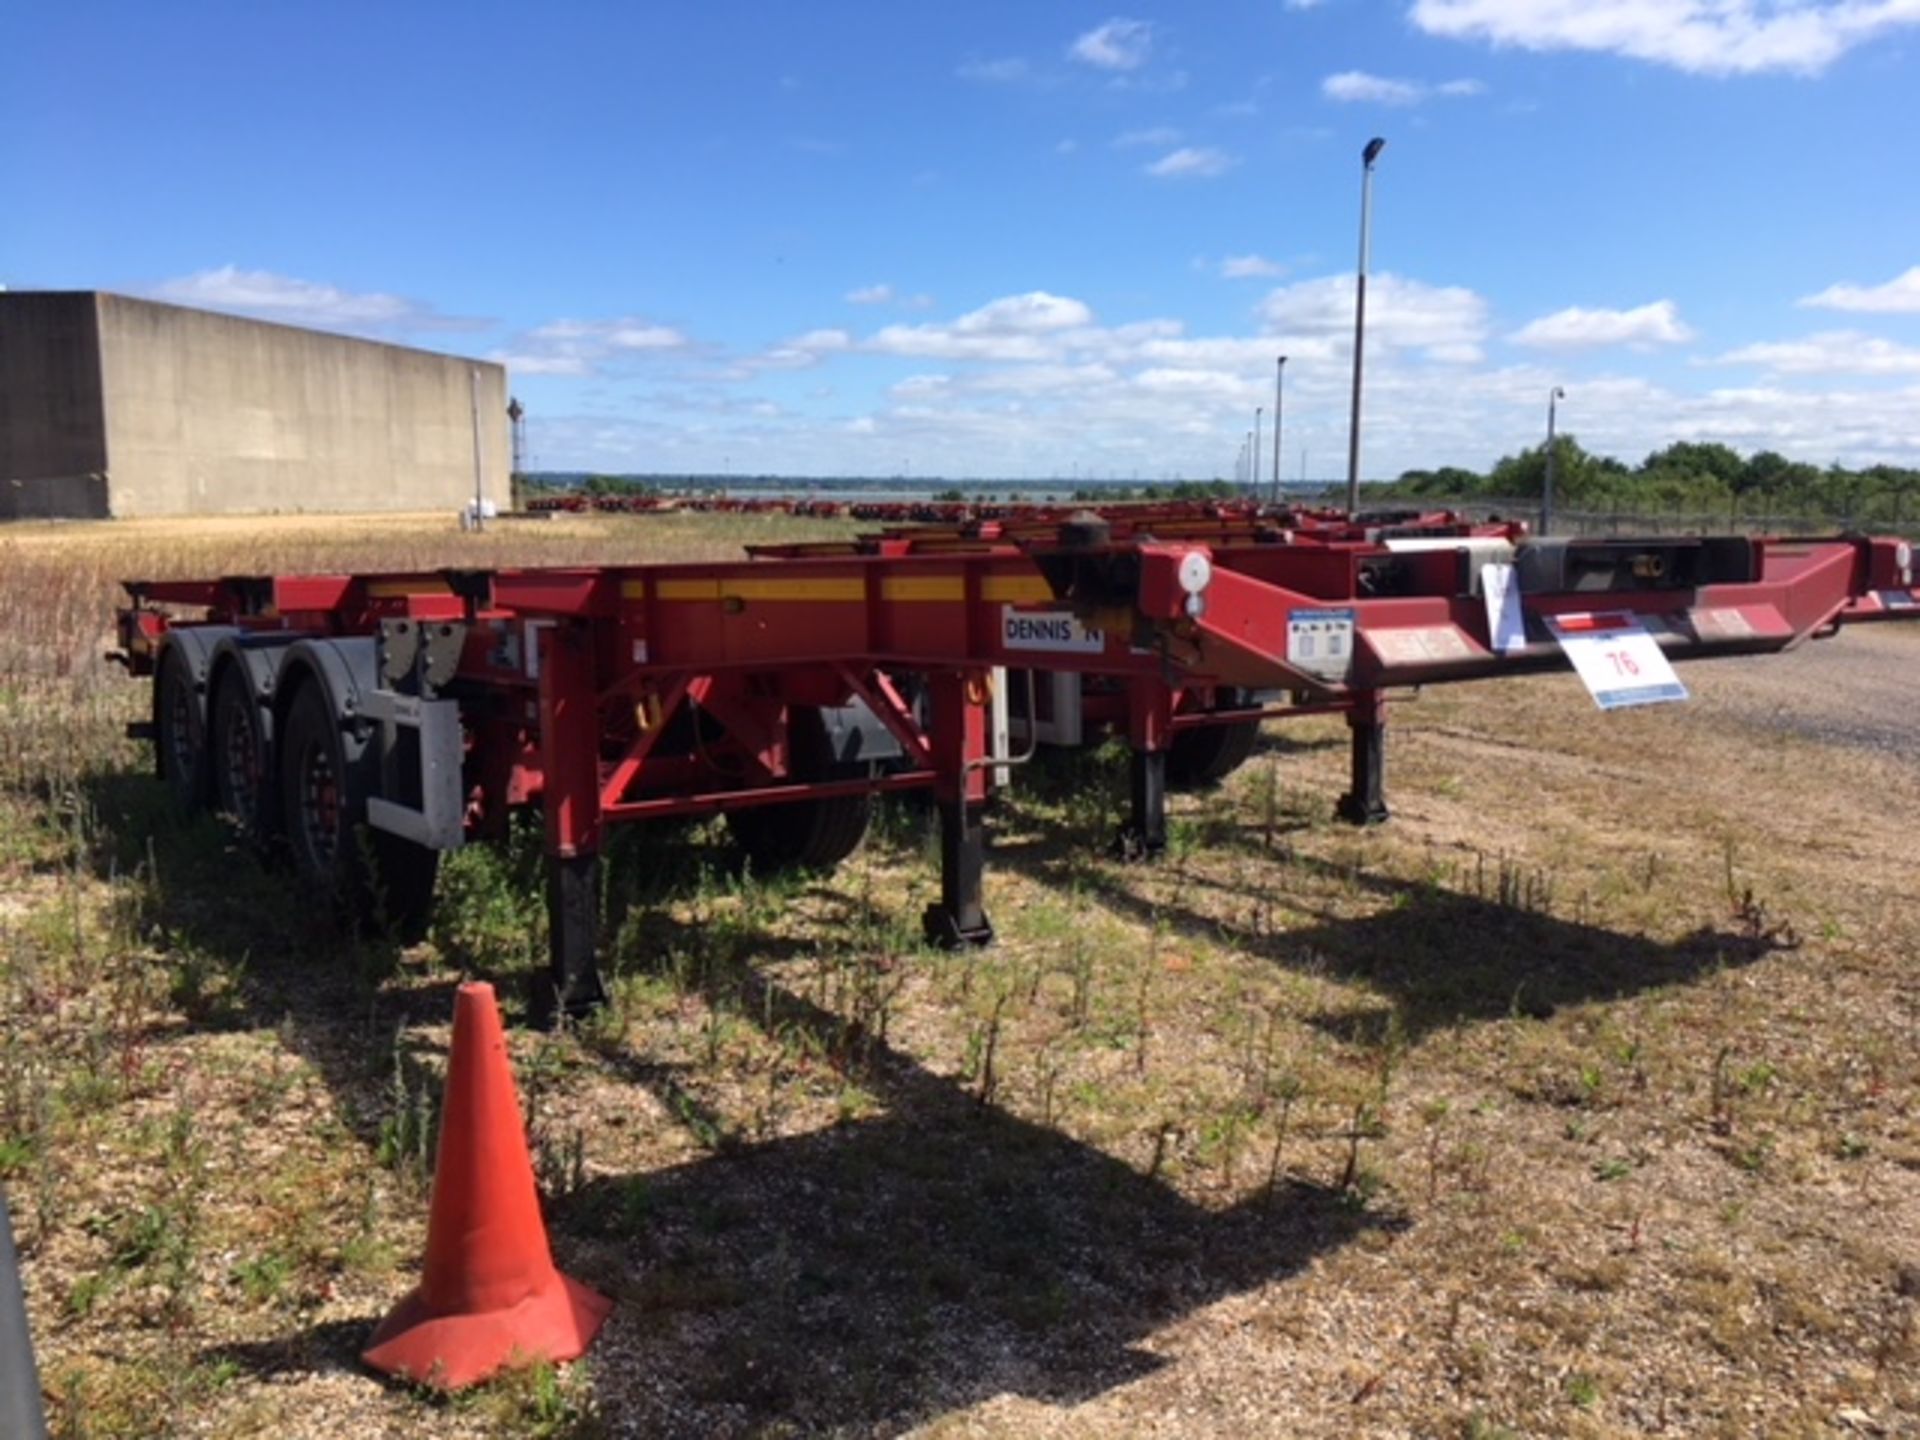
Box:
left=922, top=800, right=994, bottom=948
left=1335, top=703, right=1389, bottom=827
left=1111, top=747, right=1168, bottom=861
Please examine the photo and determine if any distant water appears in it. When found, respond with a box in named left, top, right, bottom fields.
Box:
left=529, top=475, right=1342, bottom=504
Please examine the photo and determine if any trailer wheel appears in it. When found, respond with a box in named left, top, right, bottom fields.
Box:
left=1166, top=709, right=1261, bottom=790
left=278, top=678, right=438, bottom=941
left=727, top=708, right=873, bottom=872
left=154, top=645, right=208, bottom=812
left=209, top=665, right=276, bottom=845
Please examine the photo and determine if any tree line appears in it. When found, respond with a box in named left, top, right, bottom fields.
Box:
left=1381, top=439, right=1920, bottom=526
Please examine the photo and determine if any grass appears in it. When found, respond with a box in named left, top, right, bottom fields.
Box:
left=2, top=510, right=1918, bottom=1438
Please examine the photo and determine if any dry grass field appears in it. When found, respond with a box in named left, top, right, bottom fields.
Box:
left=1, top=512, right=1915, bottom=1439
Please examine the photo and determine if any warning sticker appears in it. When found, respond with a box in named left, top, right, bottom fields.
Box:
left=1288, top=608, right=1356, bottom=681
left=1001, top=607, right=1107, bottom=654
left=1369, top=626, right=1475, bottom=666
left=1688, top=607, right=1756, bottom=640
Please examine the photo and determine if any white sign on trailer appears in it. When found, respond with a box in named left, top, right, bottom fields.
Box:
left=1480, top=562, right=1527, bottom=655
left=1546, top=612, right=1688, bottom=710
left=1001, top=607, right=1106, bottom=654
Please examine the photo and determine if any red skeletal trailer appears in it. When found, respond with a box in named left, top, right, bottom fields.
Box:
left=113, top=508, right=1920, bottom=1018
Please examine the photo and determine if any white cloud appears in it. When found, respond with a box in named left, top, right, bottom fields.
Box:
left=1114, top=125, right=1183, bottom=148
left=1220, top=254, right=1287, bottom=279
left=492, top=315, right=691, bottom=376
left=1323, top=71, right=1424, bottom=105
left=1145, top=146, right=1237, bottom=179
left=1284, top=0, right=1326, bottom=9
left=1709, top=330, right=1920, bottom=376
left=495, top=354, right=592, bottom=377
left=1322, top=70, right=1485, bottom=104
left=1132, top=367, right=1250, bottom=397
left=148, top=265, right=484, bottom=336
left=843, top=283, right=934, bottom=311
left=865, top=327, right=1050, bottom=362
left=1509, top=299, right=1695, bottom=349
left=866, top=291, right=1097, bottom=361
left=890, top=374, right=952, bottom=398
left=1410, top=0, right=1920, bottom=77
left=1069, top=17, right=1154, bottom=70
left=747, top=328, right=854, bottom=372
left=1260, top=272, right=1491, bottom=359
left=1136, top=335, right=1335, bottom=370
left=1799, top=264, right=1920, bottom=314
left=531, top=318, right=685, bottom=350
left=531, top=361, right=1920, bottom=479
left=510, top=272, right=1920, bottom=478
left=957, top=292, right=1093, bottom=334
left=966, top=363, right=1121, bottom=394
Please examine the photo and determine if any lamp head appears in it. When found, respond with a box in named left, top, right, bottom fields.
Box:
left=1362, top=137, right=1386, bottom=166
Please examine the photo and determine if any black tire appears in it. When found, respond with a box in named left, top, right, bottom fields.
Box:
left=209, top=664, right=276, bottom=845
left=727, top=707, right=873, bottom=872
left=1166, top=713, right=1261, bottom=789
left=154, top=644, right=208, bottom=813
left=278, top=677, right=438, bottom=941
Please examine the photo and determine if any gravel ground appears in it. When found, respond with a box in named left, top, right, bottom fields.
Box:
left=1684, top=624, right=1920, bottom=764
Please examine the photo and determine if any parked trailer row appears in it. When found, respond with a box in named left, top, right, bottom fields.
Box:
left=114, top=513, right=1919, bottom=1019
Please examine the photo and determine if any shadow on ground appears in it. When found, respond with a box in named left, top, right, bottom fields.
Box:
left=986, top=743, right=1793, bottom=1041
left=70, top=753, right=1780, bottom=1435
left=73, top=766, right=1390, bottom=1435
left=563, top=965, right=1394, bottom=1437
left=1000, top=825, right=1789, bottom=1041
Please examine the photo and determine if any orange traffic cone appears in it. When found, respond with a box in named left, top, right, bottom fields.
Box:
left=362, top=981, right=611, bottom=1389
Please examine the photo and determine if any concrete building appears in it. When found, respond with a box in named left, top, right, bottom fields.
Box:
left=0, top=291, right=510, bottom=519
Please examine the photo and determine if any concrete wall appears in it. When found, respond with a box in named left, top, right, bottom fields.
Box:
left=0, top=292, right=510, bottom=518
left=0, top=293, right=111, bottom=518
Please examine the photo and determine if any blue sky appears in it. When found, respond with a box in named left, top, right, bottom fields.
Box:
left=6, top=1, right=1920, bottom=479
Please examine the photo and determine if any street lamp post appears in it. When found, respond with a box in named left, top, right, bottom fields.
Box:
left=1253, top=407, right=1263, bottom=501
left=1541, top=386, right=1566, bottom=534
left=1345, top=136, right=1386, bottom=517
left=1272, top=356, right=1287, bottom=503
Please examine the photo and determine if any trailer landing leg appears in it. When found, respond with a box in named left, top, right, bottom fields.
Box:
left=1335, top=691, right=1390, bottom=827
left=1113, top=747, right=1168, bottom=861
left=536, top=853, right=609, bottom=1026
left=923, top=800, right=994, bottom=948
